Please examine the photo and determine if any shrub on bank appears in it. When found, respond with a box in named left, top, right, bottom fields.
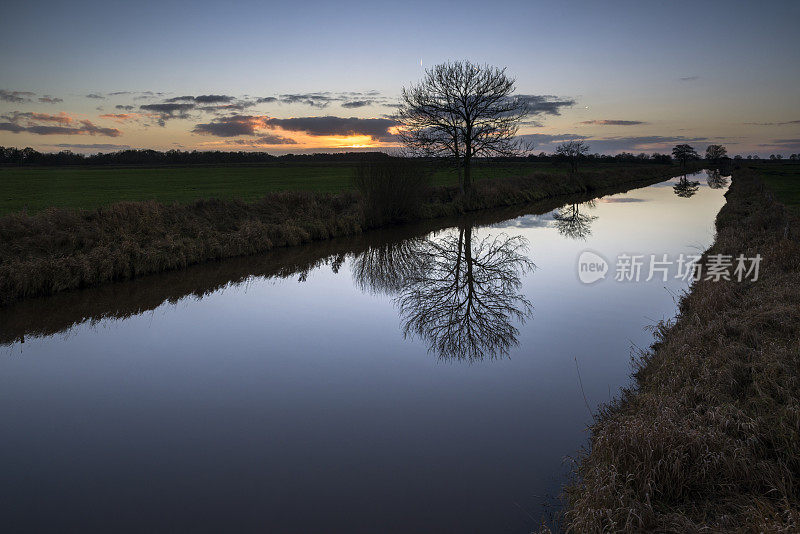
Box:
left=353, top=157, right=430, bottom=224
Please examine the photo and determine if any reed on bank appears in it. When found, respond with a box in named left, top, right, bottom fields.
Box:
left=558, top=168, right=800, bottom=532
left=0, top=162, right=697, bottom=306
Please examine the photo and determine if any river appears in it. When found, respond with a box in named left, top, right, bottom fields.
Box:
left=0, top=170, right=729, bottom=532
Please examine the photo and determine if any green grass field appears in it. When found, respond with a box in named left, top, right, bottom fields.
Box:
left=754, top=162, right=800, bottom=214
left=0, top=161, right=567, bottom=215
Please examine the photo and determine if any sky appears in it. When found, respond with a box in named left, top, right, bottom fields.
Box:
left=1, top=0, right=798, bottom=156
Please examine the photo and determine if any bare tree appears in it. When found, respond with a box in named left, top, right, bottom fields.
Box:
left=397, top=61, right=529, bottom=193
left=672, top=144, right=700, bottom=169
left=555, top=140, right=590, bottom=174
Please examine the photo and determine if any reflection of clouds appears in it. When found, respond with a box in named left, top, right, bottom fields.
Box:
left=491, top=211, right=557, bottom=229
left=597, top=197, right=646, bottom=203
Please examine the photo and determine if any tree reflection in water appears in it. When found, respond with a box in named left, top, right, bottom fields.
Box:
left=353, top=224, right=534, bottom=362
left=351, top=238, right=428, bottom=295
left=552, top=201, right=597, bottom=240
left=705, top=169, right=729, bottom=189
left=673, top=175, right=701, bottom=198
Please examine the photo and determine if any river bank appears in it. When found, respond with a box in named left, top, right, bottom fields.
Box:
left=0, top=164, right=697, bottom=306
left=560, top=168, right=800, bottom=532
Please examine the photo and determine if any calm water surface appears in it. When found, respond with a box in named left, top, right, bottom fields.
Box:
left=0, top=172, right=728, bottom=532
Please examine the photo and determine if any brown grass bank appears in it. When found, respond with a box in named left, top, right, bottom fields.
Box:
left=0, top=164, right=696, bottom=306
left=559, top=169, right=800, bottom=532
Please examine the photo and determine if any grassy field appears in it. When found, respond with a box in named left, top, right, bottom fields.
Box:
left=0, top=165, right=686, bottom=306
left=752, top=161, right=800, bottom=214
left=0, top=161, right=564, bottom=214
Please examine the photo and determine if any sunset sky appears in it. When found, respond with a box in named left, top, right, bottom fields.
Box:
left=1, top=0, right=798, bottom=156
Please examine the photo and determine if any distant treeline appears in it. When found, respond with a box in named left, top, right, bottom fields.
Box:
left=1, top=146, right=793, bottom=168
left=0, top=147, right=676, bottom=167
left=0, top=147, right=396, bottom=167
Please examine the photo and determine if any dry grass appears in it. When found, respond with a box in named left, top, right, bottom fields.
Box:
left=0, top=162, right=696, bottom=306
left=559, top=169, right=800, bottom=533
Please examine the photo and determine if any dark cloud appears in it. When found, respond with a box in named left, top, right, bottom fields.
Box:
left=165, top=95, right=196, bottom=102
left=579, top=120, right=647, bottom=126
left=195, top=94, right=235, bottom=104
left=165, top=94, right=236, bottom=104
left=515, top=95, right=576, bottom=116
left=193, top=114, right=399, bottom=142
left=272, top=91, right=386, bottom=109
left=192, top=115, right=266, bottom=137
left=0, top=123, right=26, bottom=133
left=278, top=93, right=337, bottom=108
left=341, top=100, right=374, bottom=108
left=197, top=101, right=260, bottom=113
left=0, top=120, right=121, bottom=137
left=265, top=116, right=399, bottom=141
left=139, top=102, right=195, bottom=126
left=0, top=90, right=35, bottom=103
left=745, top=119, right=800, bottom=126
left=138, top=95, right=260, bottom=118
left=519, top=119, right=544, bottom=127
left=38, top=95, right=63, bottom=104
left=758, top=139, right=800, bottom=150
left=2, top=111, right=74, bottom=125
left=231, top=135, right=298, bottom=146
left=132, top=91, right=166, bottom=101
left=256, top=97, right=278, bottom=104
left=0, top=112, right=122, bottom=139
left=679, top=76, right=699, bottom=82
left=116, top=105, right=135, bottom=111
left=86, top=93, right=105, bottom=99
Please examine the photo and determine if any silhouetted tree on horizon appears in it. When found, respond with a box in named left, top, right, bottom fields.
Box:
left=555, top=141, right=591, bottom=174
left=705, top=144, right=727, bottom=164
left=397, top=61, right=530, bottom=194
left=672, top=144, right=700, bottom=169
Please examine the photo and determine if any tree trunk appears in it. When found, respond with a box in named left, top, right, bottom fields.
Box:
left=464, top=127, right=472, bottom=194
left=463, top=155, right=472, bottom=193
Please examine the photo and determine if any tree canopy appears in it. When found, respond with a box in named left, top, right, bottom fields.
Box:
left=397, top=61, right=529, bottom=192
